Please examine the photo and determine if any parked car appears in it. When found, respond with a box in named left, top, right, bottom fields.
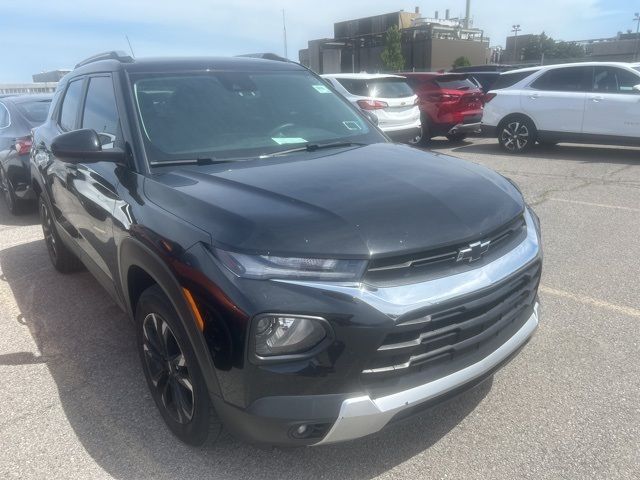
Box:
left=0, top=94, right=52, bottom=213
left=321, top=73, right=421, bottom=142
left=401, top=72, right=484, bottom=143
left=482, top=62, right=640, bottom=153
left=32, top=52, right=542, bottom=447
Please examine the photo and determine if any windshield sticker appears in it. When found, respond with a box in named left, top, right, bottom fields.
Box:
left=312, top=84, right=331, bottom=94
left=342, top=121, right=362, bottom=131
left=272, top=137, right=307, bottom=145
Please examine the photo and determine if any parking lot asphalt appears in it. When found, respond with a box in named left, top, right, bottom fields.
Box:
left=0, top=137, right=638, bottom=480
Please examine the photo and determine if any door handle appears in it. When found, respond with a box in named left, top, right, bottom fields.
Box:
left=590, top=96, right=604, bottom=102
left=528, top=94, right=539, bottom=99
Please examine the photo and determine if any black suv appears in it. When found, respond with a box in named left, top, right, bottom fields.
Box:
left=31, top=52, right=542, bottom=446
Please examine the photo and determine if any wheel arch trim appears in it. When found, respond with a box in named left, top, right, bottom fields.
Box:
left=118, top=237, right=222, bottom=398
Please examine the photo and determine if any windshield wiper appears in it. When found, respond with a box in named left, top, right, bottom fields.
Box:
left=259, top=141, right=368, bottom=158
left=149, top=157, right=234, bottom=167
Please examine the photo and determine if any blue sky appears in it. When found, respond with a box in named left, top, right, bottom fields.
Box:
left=0, top=0, right=637, bottom=82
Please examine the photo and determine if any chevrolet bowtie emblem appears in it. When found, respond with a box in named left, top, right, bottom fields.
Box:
left=456, top=240, right=491, bottom=263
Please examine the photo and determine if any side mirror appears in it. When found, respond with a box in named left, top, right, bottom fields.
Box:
left=51, top=129, right=125, bottom=163
left=633, top=84, right=640, bottom=93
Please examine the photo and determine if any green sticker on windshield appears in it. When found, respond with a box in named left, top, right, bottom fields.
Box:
left=312, top=84, right=331, bottom=94
left=272, top=137, right=307, bottom=145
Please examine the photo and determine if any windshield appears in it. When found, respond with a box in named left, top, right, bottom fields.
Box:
left=16, top=99, right=51, bottom=125
left=132, top=70, right=384, bottom=163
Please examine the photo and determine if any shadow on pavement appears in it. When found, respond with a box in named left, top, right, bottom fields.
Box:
left=0, top=200, right=39, bottom=227
left=0, top=239, right=491, bottom=480
left=441, top=140, right=640, bottom=165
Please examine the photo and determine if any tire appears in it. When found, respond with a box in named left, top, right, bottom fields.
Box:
left=0, top=167, right=22, bottom=215
left=497, top=116, right=537, bottom=153
left=38, top=195, right=84, bottom=273
left=136, top=285, right=222, bottom=446
left=446, top=132, right=467, bottom=143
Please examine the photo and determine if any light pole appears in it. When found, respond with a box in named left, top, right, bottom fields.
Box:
left=634, top=13, right=640, bottom=61
left=512, top=24, right=521, bottom=62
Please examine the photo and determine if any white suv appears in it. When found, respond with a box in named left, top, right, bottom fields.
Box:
left=482, top=62, right=640, bottom=153
left=322, top=73, right=421, bottom=143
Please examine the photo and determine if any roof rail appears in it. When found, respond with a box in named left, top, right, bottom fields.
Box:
left=75, top=51, right=134, bottom=69
left=236, top=53, right=290, bottom=62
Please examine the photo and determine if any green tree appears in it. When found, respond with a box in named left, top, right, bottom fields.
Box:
left=380, top=26, right=405, bottom=71
left=452, top=56, right=472, bottom=69
left=522, top=32, right=585, bottom=62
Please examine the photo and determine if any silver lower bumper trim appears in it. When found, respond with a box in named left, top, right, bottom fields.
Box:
left=315, top=302, right=539, bottom=445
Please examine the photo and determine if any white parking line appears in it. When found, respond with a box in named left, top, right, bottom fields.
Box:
left=549, top=197, right=640, bottom=212
left=540, top=285, right=640, bottom=318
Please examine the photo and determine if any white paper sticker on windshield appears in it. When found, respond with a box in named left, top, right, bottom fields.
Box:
left=312, top=84, right=331, bottom=93
left=272, top=137, right=307, bottom=145
left=342, top=121, right=362, bottom=131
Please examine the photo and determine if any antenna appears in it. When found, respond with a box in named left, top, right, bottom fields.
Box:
left=125, top=35, right=135, bottom=58
left=282, top=9, right=288, bottom=59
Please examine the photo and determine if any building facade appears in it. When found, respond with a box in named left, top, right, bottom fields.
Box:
left=300, top=8, right=490, bottom=74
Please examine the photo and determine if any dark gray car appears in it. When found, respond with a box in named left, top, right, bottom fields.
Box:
left=0, top=94, right=52, bottom=213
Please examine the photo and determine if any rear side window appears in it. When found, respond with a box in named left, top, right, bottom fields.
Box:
left=432, top=75, right=477, bottom=90
left=593, top=67, right=640, bottom=94
left=337, top=78, right=414, bottom=98
left=336, top=78, right=369, bottom=96
left=15, top=99, right=52, bottom=125
left=492, top=70, right=539, bottom=89
left=0, top=103, right=9, bottom=128
left=59, top=80, right=84, bottom=131
left=531, top=67, right=592, bottom=92
left=82, top=76, right=120, bottom=147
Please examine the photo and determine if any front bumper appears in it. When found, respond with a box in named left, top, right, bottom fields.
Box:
left=317, top=302, right=538, bottom=444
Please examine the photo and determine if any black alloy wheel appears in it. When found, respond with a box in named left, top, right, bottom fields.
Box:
left=142, top=312, right=195, bottom=424
left=0, top=168, right=18, bottom=214
left=39, top=196, right=58, bottom=264
left=38, top=195, right=83, bottom=273
left=136, top=285, right=221, bottom=445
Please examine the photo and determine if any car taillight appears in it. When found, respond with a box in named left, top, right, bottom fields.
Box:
left=484, top=93, right=497, bottom=103
left=14, top=136, right=32, bottom=155
left=440, top=94, right=461, bottom=102
left=357, top=99, right=389, bottom=110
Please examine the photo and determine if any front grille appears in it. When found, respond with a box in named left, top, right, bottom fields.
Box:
left=361, top=260, right=541, bottom=395
left=364, top=214, right=526, bottom=287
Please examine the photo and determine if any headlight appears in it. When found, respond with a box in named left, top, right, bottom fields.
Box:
left=214, top=248, right=367, bottom=281
left=254, top=314, right=329, bottom=357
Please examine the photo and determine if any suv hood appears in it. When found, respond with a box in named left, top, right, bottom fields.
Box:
left=145, top=143, right=524, bottom=258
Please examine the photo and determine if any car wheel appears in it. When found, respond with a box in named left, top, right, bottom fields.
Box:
left=446, top=132, right=467, bottom=143
left=136, top=285, right=222, bottom=446
left=38, top=195, right=84, bottom=273
left=498, top=116, right=536, bottom=153
left=0, top=168, right=22, bottom=215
